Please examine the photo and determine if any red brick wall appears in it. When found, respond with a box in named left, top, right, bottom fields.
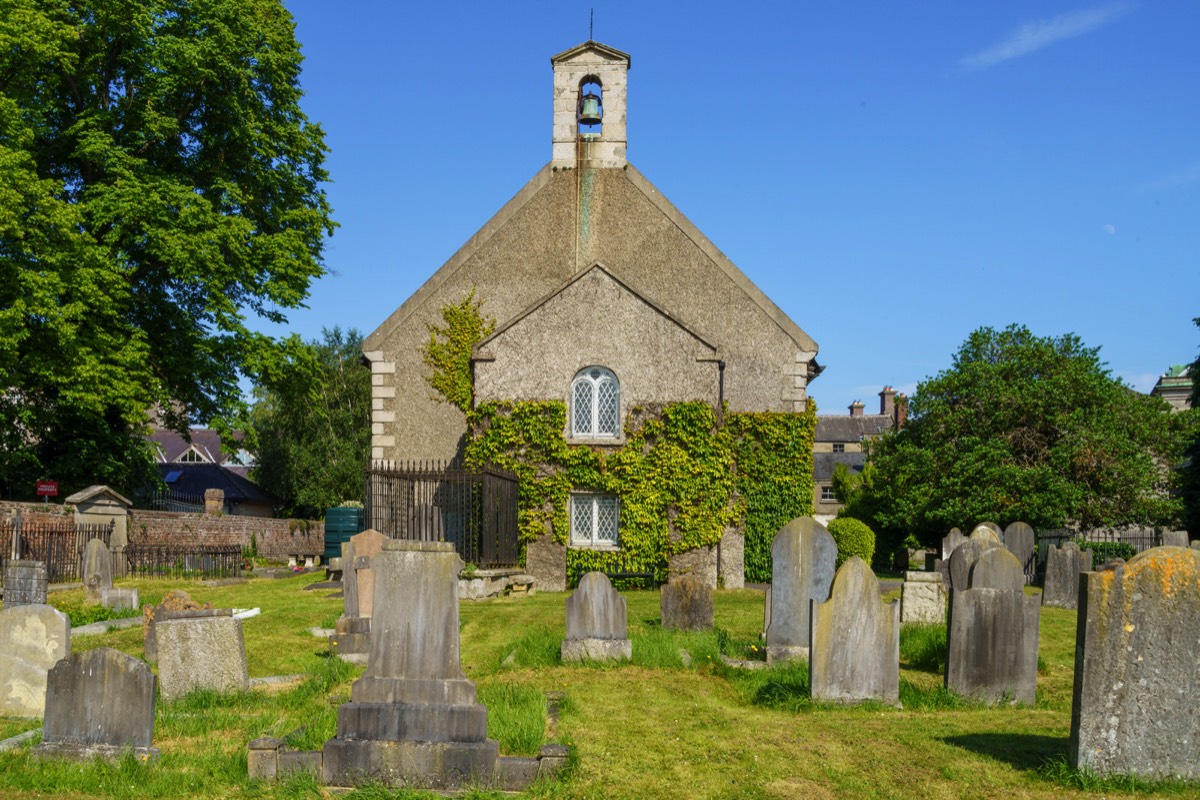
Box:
left=2, top=501, right=323, bottom=558
left=130, top=511, right=324, bottom=558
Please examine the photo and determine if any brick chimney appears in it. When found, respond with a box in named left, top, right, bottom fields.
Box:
left=894, top=393, right=908, bottom=429
left=849, top=401, right=864, bottom=418
left=879, top=386, right=895, bottom=418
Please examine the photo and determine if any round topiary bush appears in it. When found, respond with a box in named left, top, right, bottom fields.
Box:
left=826, top=517, right=876, bottom=569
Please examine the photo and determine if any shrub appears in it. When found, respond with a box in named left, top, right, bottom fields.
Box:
left=827, top=516, right=876, bottom=568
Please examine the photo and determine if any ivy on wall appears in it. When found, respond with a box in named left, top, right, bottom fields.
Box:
left=726, top=408, right=817, bottom=583
left=426, top=293, right=816, bottom=586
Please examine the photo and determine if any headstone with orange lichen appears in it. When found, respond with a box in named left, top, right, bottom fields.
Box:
left=1070, top=546, right=1200, bottom=778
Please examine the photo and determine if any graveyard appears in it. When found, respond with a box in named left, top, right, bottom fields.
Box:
left=1, top=541, right=1197, bottom=800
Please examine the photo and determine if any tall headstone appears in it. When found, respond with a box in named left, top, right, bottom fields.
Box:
left=3, top=560, right=48, bottom=609
left=765, top=517, right=837, bottom=665
left=81, top=538, right=113, bottom=605
left=0, top=604, right=70, bottom=717
left=1070, top=547, right=1200, bottom=778
left=810, top=558, right=899, bottom=704
left=1002, top=522, right=1036, bottom=585
left=1042, top=542, right=1092, bottom=609
left=348, top=529, right=388, bottom=619
left=33, top=647, right=159, bottom=762
left=156, top=616, right=249, bottom=700
left=946, top=547, right=1040, bottom=705
left=1161, top=530, right=1189, bottom=548
left=660, top=575, right=713, bottom=631
left=968, top=524, right=1002, bottom=544
left=323, top=540, right=498, bottom=789
left=561, top=572, right=632, bottom=661
left=947, top=534, right=1001, bottom=592
left=941, top=528, right=965, bottom=561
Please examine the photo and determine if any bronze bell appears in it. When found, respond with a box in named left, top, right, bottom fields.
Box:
left=578, top=92, right=603, bottom=126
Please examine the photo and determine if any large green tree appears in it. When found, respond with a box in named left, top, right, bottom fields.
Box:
left=1181, top=318, right=1200, bottom=536
left=249, top=328, right=369, bottom=519
left=0, top=0, right=333, bottom=498
left=839, top=325, right=1194, bottom=546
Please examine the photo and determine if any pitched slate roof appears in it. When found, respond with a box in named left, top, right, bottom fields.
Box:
left=814, top=414, right=893, bottom=443
left=158, top=463, right=275, bottom=507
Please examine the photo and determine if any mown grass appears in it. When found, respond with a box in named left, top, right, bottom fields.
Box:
left=0, top=572, right=1193, bottom=798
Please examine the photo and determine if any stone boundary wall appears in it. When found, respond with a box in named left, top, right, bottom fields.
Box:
left=132, top=511, right=323, bottom=558
left=1, top=501, right=322, bottom=559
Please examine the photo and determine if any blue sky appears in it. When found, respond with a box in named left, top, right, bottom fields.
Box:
left=275, top=1, right=1199, bottom=415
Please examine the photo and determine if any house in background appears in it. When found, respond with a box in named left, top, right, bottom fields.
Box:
left=362, top=39, right=821, bottom=588
left=813, top=386, right=905, bottom=523
left=1151, top=365, right=1193, bottom=411
left=147, top=427, right=274, bottom=517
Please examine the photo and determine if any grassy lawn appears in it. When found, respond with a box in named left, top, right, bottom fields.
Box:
left=0, top=573, right=1196, bottom=799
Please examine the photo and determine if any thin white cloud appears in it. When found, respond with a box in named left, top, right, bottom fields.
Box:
left=961, top=4, right=1129, bottom=70
left=1140, top=161, right=1200, bottom=192
left=1104, top=224, right=1116, bottom=235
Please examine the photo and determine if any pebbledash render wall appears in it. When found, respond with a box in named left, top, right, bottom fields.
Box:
left=363, top=165, right=818, bottom=463
left=0, top=500, right=322, bottom=559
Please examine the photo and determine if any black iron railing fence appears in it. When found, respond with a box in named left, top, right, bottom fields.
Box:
left=125, top=544, right=243, bottom=579
left=0, top=518, right=115, bottom=584
left=364, top=460, right=519, bottom=568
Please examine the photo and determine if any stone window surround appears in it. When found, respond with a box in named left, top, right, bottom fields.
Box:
left=570, top=492, right=619, bottom=548
left=820, top=485, right=836, bottom=502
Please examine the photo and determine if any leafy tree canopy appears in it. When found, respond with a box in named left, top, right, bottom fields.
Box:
left=249, top=328, right=368, bottom=519
left=840, top=325, right=1195, bottom=545
left=0, top=0, right=333, bottom=497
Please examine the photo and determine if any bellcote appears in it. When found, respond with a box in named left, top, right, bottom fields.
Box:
left=550, top=40, right=631, bottom=168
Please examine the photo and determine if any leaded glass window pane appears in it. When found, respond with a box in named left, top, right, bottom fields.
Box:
left=571, top=366, right=618, bottom=438
left=573, top=380, right=593, bottom=435
left=571, top=494, right=592, bottom=543
left=595, top=495, right=619, bottom=542
left=597, top=378, right=618, bottom=435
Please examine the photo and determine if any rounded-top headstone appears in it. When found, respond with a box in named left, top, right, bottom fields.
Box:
left=948, top=537, right=1000, bottom=591
left=942, top=528, right=966, bottom=561
left=969, top=547, right=1025, bottom=592
left=565, top=572, right=627, bottom=641
left=969, top=525, right=1002, bottom=545
left=1003, top=521, right=1034, bottom=540
left=82, top=538, right=113, bottom=604
left=977, top=521, right=1002, bottom=537
left=766, top=516, right=838, bottom=653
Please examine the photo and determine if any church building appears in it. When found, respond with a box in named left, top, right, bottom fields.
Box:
left=363, top=40, right=821, bottom=589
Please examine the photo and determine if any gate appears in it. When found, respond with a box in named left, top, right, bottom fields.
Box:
left=364, top=461, right=519, bottom=568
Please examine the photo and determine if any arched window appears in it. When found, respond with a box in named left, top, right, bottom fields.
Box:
left=572, top=366, right=619, bottom=437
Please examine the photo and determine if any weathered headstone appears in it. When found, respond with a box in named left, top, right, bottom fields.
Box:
left=561, top=572, right=631, bottom=661
left=340, top=540, right=359, bottom=616
left=1070, top=547, right=1200, bottom=778
left=660, top=575, right=713, bottom=631
left=765, top=517, right=837, bottom=664
left=33, top=647, right=158, bottom=762
left=101, top=587, right=138, bottom=611
left=941, top=528, right=965, bottom=561
left=142, top=590, right=221, bottom=663
left=1042, top=542, right=1092, bottom=609
left=1162, top=530, right=1189, bottom=548
left=0, top=604, right=70, bottom=717
left=810, top=557, right=899, bottom=704
left=2, top=560, right=47, bottom=609
left=947, top=535, right=1001, bottom=592
left=900, top=571, right=946, bottom=624
left=81, top=538, right=113, bottom=604
left=323, top=540, right=498, bottom=789
left=1193, top=540, right=1200, bottom=551
left=156, top=615, right=249, bottom=700
left=348, top=529, right=388, bottom=619
left=1002, top=522, right=1036, bottom=585
left=968, top=524, right=1002, bottom=544
left=946, top=547, right=1040, bottom=705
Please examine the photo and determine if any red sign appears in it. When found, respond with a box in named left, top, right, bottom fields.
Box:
left=36, top=481, right=58, bottom=497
